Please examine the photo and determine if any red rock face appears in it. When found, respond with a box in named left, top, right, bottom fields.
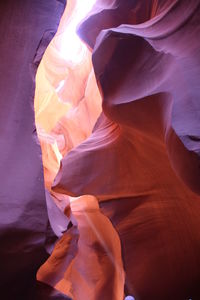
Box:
left=1, top=0, right=200, bottom=299
left=51, top=0, right=200, bottom=299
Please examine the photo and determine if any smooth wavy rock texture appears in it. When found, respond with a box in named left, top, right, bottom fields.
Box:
left=1, top=0, right=200, bottom=300
left=52, top=0, right=200, bottom=299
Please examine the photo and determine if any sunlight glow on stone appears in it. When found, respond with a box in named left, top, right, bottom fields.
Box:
left=59, top=0, right=96, bottom=63
left=55, top=79, right=65, bottom=93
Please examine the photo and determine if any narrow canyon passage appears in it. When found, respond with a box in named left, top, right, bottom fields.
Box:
left=1, top=0, right=200, bottom=299
left=35, top=1, right=125, bottom=299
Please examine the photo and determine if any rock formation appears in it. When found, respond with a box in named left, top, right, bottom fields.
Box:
left=53, top=0, right=200, bottom=299
left=1, top=0, right=200, bottom=299
left=0, top=1, right=70, bottom=299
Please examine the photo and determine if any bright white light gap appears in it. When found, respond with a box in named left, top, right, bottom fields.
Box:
left=59, top=0, right=96, bottom=63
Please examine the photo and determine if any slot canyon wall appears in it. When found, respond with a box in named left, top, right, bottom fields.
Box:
left=1, top=0, right=200, bottom=300
left=0, top=0, right=70, bottom=299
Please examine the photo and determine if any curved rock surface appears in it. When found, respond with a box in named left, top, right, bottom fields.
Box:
left=52, top=0, right=200, bottom=299
left=3, top=0, right=199, bottom=299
